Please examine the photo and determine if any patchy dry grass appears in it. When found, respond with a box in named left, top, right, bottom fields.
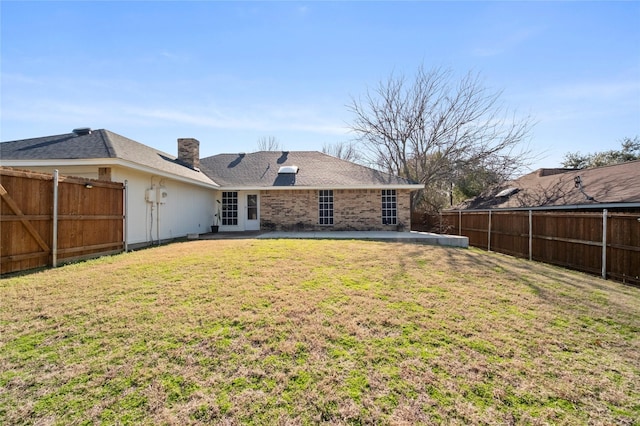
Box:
left=1, top=239, right=639, bottom=425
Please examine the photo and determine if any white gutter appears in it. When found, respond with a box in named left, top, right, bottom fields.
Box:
left=3, top=158, right=220, bottom=190
left=4, top=159, right=422, bottom=191
left=215, top=184, right=424, bottom=191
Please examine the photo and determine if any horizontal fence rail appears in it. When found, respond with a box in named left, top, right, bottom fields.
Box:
left=413, top=208, right=640, bottom=286
left=1, top=167, right=125, bottom=275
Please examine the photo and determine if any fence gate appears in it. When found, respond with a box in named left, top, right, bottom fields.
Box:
left=1, top=167, right=125, bottom=275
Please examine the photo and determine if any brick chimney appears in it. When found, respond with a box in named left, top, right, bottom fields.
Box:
left=177, top=138, right=200, bottom=170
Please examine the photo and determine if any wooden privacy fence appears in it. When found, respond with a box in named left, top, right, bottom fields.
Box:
left=1, top=167, right=125, bottom=275
left=437, top=209, right=640, bottom=286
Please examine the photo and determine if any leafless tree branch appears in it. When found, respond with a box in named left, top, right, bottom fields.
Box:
left=347, top=65, right=535, bottom=210
left=256, top=136, right=282, bottom=151
left=321, top=141, right=362, bottom=162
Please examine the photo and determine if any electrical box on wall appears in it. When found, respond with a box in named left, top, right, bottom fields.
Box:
left=157, top=186, right=168, bottom=204
left=145, top=187, right=156, bottom=203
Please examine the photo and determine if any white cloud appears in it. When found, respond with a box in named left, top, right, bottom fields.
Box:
left=545, top=80, right=640, bottom=100
left=296, top=5, right=310, bottom=17
left=2, top=69, right=348, bottom=138
left=1, top=73, right=45, bottom=85
left=126, top=103, right=347, bottom=135
left=472, top=27, right=541, bottom=57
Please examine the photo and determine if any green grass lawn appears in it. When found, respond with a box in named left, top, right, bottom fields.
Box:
left=1, top=239, right=639, bottom=425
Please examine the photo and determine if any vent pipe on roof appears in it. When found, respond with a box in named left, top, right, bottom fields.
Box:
left=72, top=127, right=92, bottom=136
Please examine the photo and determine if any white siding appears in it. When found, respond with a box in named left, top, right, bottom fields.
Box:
left=11, top=165, right=216, bottom=246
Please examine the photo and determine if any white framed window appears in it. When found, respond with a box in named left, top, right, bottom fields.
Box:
left=382, top=189, right=397, bottom=225
left=222, top=191, right=238, bottom=226
left=318, top=190, right=334, bottom=225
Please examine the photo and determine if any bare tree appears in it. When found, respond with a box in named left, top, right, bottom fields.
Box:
left=321, top=141, right=362, bottom=162
left=256, top=136, right=282, bottom=151
left=347, top=65, right=535, bottom=210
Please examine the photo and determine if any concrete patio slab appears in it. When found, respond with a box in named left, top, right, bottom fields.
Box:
left=256, top=231, right=468, bottom=248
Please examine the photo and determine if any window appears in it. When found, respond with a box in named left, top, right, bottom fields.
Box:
left=222, top=191, right=238, bottom=226
left=382, top=189, right=397, bottom=225
left=247, top=194, right=258, bottom=220
left=318, top=190, right=334, bottom=225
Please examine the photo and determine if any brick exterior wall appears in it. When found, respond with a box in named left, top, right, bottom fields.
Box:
left=260, top=188, right=413, bottom=231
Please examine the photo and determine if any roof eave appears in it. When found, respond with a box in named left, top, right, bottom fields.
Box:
left=213, top=183, right=424, bottom=191
left=2, top=158, right=220, bottom=189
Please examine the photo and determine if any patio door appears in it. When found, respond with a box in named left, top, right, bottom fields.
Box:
left=245, top=193, right=259, bottom=231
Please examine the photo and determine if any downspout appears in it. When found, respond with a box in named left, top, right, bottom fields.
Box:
left=52, top=170, right=59, bottom=267
left=157, top=199, right=160, bottom=245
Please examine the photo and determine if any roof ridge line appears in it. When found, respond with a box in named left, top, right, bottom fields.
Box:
left=98, top=129, right=118, bottom=158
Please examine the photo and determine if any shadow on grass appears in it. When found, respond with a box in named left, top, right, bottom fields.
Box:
left=437, top=245, right=640, bottom=319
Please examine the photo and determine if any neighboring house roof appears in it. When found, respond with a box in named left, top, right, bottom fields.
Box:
left=199, top=151, right=422, bottom=190
left=1, top=129, right=218, bottom=188
left=456, top=160, right=640, bottom=210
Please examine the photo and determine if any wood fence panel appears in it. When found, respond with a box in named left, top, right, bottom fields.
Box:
left=460, top=212, right=489, bottom=250
left=435, top=208, right=640, bottom=286
left=1, top=171, right=53, bottom=273
left=1, top=168, right=124, bottom=274
left=439, top=212, right=458, bottom=235
left=55, top=178, right=124, bottom=263
left=607, top=214, right=640, bottom=285
left=532, top=213, right=602, bottom=275
left=490, top=212, right=529, bottom=258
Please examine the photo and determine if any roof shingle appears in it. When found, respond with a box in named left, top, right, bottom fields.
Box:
left=2, top=130, right=421, bottom=189
left=199, top=151, right=419, bottom=188
left=1, top=129, right=217, bottom=187
left=457, top=160, right=640, bottom=209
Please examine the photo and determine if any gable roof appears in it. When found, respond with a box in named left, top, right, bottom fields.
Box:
left=1, top=129, right=218, bottom=187
left=457, top=160, right=640, bottom=210
left=199, top=151, right=421, bottom=190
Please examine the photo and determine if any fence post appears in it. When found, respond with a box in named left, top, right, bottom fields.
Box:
left=458, top=210, right=462, bottom=236
left=52, top=170, right=59, bottom=268
left=602, top=209, right=608, bottom=279
left=124, top=180, right=129, bottom=252
left=529, top=209, right=533, bottom=261
left=488, top=210, right=492, bottom=252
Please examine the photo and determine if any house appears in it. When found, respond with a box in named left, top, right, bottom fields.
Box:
left=199, top=151, right=422, bottom=232
left=444, top=161, right=640, bottom=285
left=1, top=128, right=219, bottom=247
left=456, top=160, right=640, bottom=211
left=1, top=128, right=423, bottom=244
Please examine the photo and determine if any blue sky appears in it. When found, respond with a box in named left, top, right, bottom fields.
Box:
left=2, top=1, right=639, bottom=170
